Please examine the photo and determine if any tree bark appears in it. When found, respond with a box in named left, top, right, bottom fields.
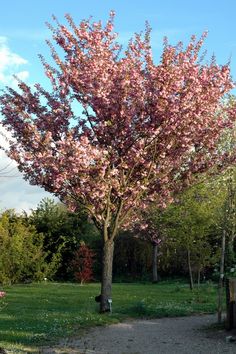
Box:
left=152, top=242, right=158, bottom=283
left=197, top=268, right=201, bottom=289
left=100, top=239, right=114, bottom=312
left=187, top=248, right=194, bottom=290
left=218, top=229, right=226, bottom=324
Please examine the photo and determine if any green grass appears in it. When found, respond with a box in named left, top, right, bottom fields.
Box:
left=0, top=281, right=222, bottom=352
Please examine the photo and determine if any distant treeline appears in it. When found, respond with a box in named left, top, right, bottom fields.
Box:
left=1, top=169, right=236, bottom=287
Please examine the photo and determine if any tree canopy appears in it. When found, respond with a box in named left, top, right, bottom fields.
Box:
left=0, top=12, right=235, bottom=311
left=0, top=13, right=235, bottom=237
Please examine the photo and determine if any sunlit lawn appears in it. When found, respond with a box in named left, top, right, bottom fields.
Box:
left=0, top=281, right=222, bottom=352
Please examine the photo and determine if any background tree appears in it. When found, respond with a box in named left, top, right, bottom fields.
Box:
left=0, top=12, right=235, bottom=311
left=214, top=167, right=236, bottom=323
left=222, top=169, right=236, bottom=269
left=163, top=182, right=223, bottom=289
left=30, top=198, right=97, bottom=280
left=127, top=207, right=166, bottom=282
left=0, top=210, right=57, bottom=284
left=113, top=232, right=152, bottom=281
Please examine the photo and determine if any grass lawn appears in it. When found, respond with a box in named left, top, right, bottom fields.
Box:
left=0, top=280, right=222, bottom=352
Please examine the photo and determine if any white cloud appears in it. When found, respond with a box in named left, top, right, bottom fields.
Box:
left=0, top=148, right=57, bottom=214
left=0, top=126, right=56, bottom=213
left=0, top=40, right=56, bottom=213
left=0, top=36, right=29, bottom=87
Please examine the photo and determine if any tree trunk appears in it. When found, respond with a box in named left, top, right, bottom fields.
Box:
left=197, top=268, right=201, bottom=289
left=218, top=229, right=226, bottom=324
left=228, top=235, right=235, bottom=268
left=152, top=242, right=158, bottom=283
left=100, top=239, right=114, bottom=312
left=187, top=248, right=194, bottom=290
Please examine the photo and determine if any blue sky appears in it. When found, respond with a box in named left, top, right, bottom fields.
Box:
left=1, top=0, right=236, bottom=82
left=0, top=0, right=236, bottom=212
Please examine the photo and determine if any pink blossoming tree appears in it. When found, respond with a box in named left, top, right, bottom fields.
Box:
left=0, top=12, right=235, bottom=311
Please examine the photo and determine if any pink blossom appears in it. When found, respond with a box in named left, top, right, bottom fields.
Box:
left=0, top=12, right=235, bottom=240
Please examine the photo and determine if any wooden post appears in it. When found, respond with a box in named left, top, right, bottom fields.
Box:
left=226, top=278, right=236, bottom=330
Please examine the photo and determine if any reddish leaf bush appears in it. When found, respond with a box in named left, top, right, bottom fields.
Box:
left=72, top=242, right=95, bottom=284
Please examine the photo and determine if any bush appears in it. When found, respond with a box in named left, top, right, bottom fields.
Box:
left=0, top=211, right=60, bottom=284
left=71, top=242, right=95, bottom=284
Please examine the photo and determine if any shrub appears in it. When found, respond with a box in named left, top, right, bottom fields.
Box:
left=0, top=211, right=60, bottom=284
left=71, top=242, right=95, bottom=285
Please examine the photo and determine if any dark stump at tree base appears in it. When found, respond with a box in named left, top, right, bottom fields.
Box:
left=0, top=348, right=7, bottom=354
left=95, top=294, right=101, bottom=303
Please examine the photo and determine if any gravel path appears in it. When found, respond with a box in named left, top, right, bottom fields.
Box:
left=41, top=314, right=236, bottom=354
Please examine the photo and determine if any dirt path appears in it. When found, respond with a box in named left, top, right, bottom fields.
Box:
left=41, top=314, right=236, bottom=354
